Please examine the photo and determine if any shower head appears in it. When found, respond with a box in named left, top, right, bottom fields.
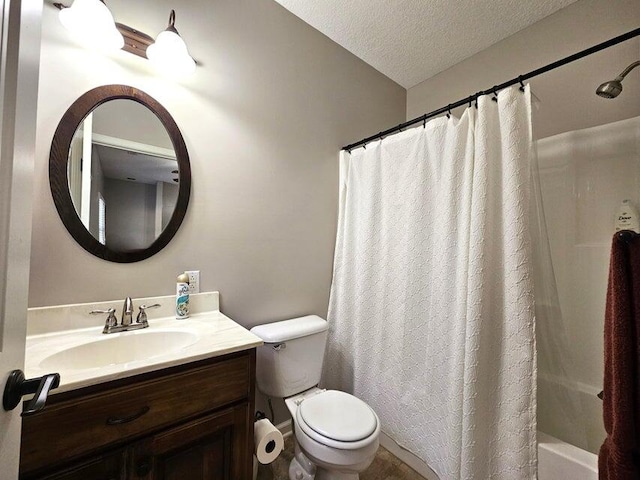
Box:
left=596, top=80, right=623, bottom=98
left=596, top=60, right=640, bottom=99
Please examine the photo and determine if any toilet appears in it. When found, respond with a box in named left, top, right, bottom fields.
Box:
left=250, top=315, right=380, bottom=480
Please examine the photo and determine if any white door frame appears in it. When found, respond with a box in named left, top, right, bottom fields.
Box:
left=0, top=0, right=42, bottom=477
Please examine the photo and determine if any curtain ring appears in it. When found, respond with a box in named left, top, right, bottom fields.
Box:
left=446, top=104, right=451, bottom=119
left=468, top=96, right=473, bottom=108
left=378, top=132, right=384, bottom=142
left=491, top=86, right=498, bottom=102
left=474, top=95, right=479, bottom=109
left=518, top=76, right=526, bottom=92
left=423, top=115, right=427, bottom=128
left=362, top=143, right=366, bottom=149
left=398, top=124, right=404, bottom=132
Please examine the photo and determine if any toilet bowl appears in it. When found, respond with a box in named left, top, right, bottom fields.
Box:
left=250, top=315, right=381, bottom=480
left=286, top=388, right=380, bottom=480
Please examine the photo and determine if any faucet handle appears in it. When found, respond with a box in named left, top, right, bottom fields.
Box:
left=90, top=308, right=116, bottom=314
left=90, top=308, right=118, bottom=332
left=136, top=304, right=161, bottom=326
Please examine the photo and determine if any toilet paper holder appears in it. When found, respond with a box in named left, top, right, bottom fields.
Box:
left=254, top=417, right=284, bottom=465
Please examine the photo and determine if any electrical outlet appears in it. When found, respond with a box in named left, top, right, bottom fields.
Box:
left=185, top=270, right=200, bottom=294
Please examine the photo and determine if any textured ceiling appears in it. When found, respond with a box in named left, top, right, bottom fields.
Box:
left=273, top=0, right=579, bottom=88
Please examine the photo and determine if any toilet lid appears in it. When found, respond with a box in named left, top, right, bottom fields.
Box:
left=298, top=390, right=377, bottom=442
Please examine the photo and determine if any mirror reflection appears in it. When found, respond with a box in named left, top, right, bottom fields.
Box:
left=67, top=100, right=179, bottom=251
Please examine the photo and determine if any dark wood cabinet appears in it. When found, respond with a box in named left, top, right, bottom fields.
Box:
left=20, top=350, right=256, bottom=480
left=130, top=403, right=249, bottom=480
left=33, top=450, right=127, bottom=480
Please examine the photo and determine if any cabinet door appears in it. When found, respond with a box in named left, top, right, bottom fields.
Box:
left=130, top=403, right=252, bottom=480
left=22, top=450, right=126, bottom=480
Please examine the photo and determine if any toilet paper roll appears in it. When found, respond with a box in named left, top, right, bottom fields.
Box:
left=254, top=418, right=284, bottom=464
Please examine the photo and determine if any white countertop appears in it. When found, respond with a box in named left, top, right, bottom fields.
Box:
left=25, top=292, right=263, bottom=394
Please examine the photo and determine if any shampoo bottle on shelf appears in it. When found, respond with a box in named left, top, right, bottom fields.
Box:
left=176, top=272, right=190, bottom=319
left=615, top=199, right=640, bottom=233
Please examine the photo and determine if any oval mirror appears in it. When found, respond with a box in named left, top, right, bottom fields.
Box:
left=50, top=85, right=191, bottom=263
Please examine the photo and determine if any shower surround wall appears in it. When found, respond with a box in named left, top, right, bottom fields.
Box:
left=536, top=116, right=640, bottom=453
left=30, top=0, right=406, bottom=326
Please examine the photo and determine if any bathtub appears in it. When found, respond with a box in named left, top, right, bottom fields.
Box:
left=380, top=430, right=598, bottom=480
left=538, top=431, right=598, bottom=480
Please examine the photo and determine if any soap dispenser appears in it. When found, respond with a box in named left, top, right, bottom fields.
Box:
left=176, top=272, right=190, bottom=319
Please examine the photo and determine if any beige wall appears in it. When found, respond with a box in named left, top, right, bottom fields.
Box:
left=92, top=99, right=173, bottom=150
left=407, top=0, right=640, bottom=139
left=30, top=0, right=406, bottom=329
left=102, top=178, right=156, bottom=251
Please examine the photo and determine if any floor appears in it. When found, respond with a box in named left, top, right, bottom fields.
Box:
left=257, top=435, right=427, bottom=480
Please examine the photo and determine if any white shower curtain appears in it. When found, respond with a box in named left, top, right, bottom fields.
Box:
left=323, top=86, right=537, bottom=480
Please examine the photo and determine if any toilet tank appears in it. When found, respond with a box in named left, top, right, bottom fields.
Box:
left=250, top=315, right=328, bottom=398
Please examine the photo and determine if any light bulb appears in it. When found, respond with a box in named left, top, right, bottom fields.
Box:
left=59, top=0, right=124, bottom=52
left=146, top=10, right=196, bottom=77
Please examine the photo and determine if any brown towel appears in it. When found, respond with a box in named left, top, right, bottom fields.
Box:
left=599, top=231, right=640, bottom=480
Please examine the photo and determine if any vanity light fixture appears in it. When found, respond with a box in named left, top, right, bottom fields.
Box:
left=146, top=10, right=196, bottom=76
left=58, top=0, right=124, bottom=52
left=55, top=4, right=196, bottom=76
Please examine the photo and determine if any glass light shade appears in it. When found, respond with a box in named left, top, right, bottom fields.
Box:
left=146, top=30, right=196, bottom=76
left=59, top=0, right=124, bottom=52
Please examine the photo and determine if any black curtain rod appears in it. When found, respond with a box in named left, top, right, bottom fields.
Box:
left=342, top=27, right=640, bottom=152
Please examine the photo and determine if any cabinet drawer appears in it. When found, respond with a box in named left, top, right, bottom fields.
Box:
left=29, top=449, right=127, bottom=480
left=21, top=353, right=251, bottom=475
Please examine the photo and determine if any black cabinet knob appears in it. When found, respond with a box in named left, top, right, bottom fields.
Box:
left=136, top=458, right=152, bottom=477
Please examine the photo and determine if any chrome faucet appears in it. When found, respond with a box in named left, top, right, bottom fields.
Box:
left=121, top=297, right=134, bottom=326
left=90, top=298, right=161, bottom=334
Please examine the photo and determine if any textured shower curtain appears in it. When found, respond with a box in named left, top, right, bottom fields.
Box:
left=323, top=86, right=537, bottom=479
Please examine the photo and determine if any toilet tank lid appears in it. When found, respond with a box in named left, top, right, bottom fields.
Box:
left=250, top=315, right=328, bottom=343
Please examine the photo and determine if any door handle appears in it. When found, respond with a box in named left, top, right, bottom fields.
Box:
left=3, top=369, right=60, bottom=416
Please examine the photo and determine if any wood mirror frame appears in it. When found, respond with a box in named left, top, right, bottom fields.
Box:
left=49, top=85, right=191, bottom=263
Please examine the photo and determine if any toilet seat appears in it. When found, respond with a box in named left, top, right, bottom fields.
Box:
left=296, top=390, right=379, bottom=450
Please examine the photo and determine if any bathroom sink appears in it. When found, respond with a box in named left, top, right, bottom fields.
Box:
left=39, top=330, right=199, bottom=371
left=25, top=305, right=263, bottom=394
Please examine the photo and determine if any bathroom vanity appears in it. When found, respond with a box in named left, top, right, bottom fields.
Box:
left=19, top=293, right=262, bottom=480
